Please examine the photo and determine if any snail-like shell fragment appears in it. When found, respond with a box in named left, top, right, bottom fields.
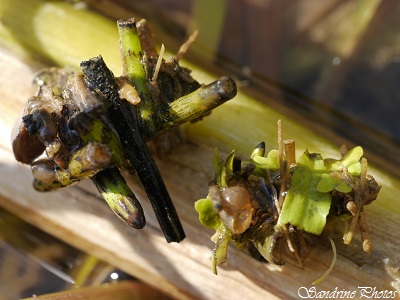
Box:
left=210, top=185, right=253, bottom=234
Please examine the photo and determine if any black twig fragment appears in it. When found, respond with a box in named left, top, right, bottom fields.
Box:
left=80, top=56, right=185, bottom=243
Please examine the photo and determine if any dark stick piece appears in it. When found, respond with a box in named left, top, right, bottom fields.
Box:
left=80, top=56, right=185, bottom=243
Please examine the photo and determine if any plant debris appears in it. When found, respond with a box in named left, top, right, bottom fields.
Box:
left=195, top=120, right=381, bottom=274
left=11, top=18, right=237, bottom=243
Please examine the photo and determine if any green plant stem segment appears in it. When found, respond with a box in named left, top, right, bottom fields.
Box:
left=162, top=76, right=237, bottom=129
left=93, top=168, right=146, bottom=229
left=32, top=142, right=112, bottom=191
left=71, top=111, right=128, bottom=170
left=77, top=116, right=146, bottom=230
left=118, top=19, right=157, bottom=137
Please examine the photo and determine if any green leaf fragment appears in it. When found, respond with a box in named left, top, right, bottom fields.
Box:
left=325, top=146, right=363, bottom=175
left=316, top=173, right=352, bottom=193
left=250, top=142, right=266, bottom=158
left=279, top=150, right=332, bottom=235
left=347, top=162, right=361, bottom=175
left=341, top=146, right=363, bottom=167
left=223, top=151, right=236, bottom=185
left=194, top=197, right=221, bottom=230
left=211, top=224, right=232, bottom=274
left=213, top=150, right=236, bottom=188
left=251, top=149, right=281, bottom=176
left=317, top=146, right=364, bottom=194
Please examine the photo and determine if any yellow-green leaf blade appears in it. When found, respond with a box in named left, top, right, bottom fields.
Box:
left=279, top=150, right=331, bottom=235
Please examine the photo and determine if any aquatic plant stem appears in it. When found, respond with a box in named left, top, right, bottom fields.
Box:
left=161, top=76, right=237, bottom=130
left=118, top=18, right=157, bottom=137
left=93, top=168, right=146, bottom=229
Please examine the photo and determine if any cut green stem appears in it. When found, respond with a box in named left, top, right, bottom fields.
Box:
left=161, top=76, right=237, bottom=130
left=93, top=168, right=146, bottom=229
left=118, top=18, right=157, bottom=136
